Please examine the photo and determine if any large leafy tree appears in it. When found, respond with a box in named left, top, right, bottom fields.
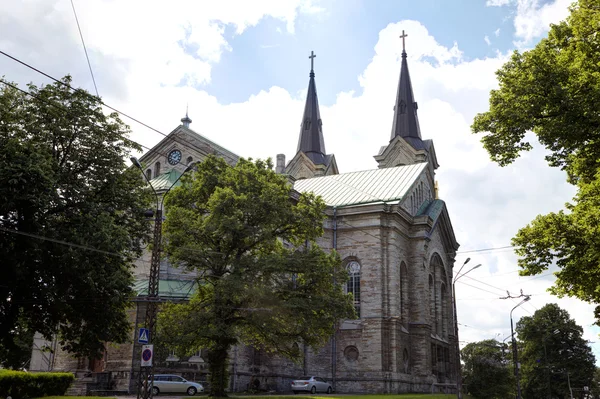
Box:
left=462, top=339, right=514, bottom=399
left=471, top=0, right=600, bottom=321
left=159, top=156, right=355, bottom=397
left=0, top=77, right=151, bottom=368
left=516, top=304, right=595, bottom=399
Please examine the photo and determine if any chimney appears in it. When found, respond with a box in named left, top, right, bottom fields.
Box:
left=276, top=154, right=286, bottom=174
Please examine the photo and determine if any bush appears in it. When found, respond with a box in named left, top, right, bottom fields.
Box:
left=0, top=370, right=74, bottom=398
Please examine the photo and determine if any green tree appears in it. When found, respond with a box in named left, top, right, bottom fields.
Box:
left=471, top=0, right=600, bottom=321
left=0, top=77, right=151, bottom=368
left=462, top=339, right=514, bottom=399
left=516, top=304, right=595, bottom=399
left=158, top=156, right=355, bottom=397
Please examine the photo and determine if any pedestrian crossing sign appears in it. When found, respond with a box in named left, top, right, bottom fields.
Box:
left=138, top=328, right=149, bottom=344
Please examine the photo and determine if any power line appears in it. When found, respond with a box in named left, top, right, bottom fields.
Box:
left=457, top=245, right=514, bottom=254
left=0, top=77, right=172, bottom=168
left=0, top=50, right=218, bottom=167
left=70, top=0, right=98, bottom=97
left=0, top=226, right=124, bottom=258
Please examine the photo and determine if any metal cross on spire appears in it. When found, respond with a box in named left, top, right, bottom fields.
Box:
left=309, top=50, right=316, bottom=71
left=399, top=30, right=408, bottom=52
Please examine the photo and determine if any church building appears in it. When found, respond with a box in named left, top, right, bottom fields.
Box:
left=34, top=38, right=460, bottom=395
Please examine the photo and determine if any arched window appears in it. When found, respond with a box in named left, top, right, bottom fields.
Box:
left=429, top=274, right=436, bottom=333
left=346, top=261, right=361, bottom=316
left=146, top=169, right=152, bottom=180
left=154, top=161, right=161, bottom=177
left=403, top=349, right=410, bottom=374
left=186, top=156, right=193, bottom=165
left=430, top=254, right=447, bottom=337
left=441, top=283, right=448, bottom=337
left=400, top=262, right=409, bottom=325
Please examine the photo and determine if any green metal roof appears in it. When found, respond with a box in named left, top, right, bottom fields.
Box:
left=133, top=279, right=196, bottom=299
left=293, top=162, right=427, bottom=207
left=149, top=169, right=183, bottom=192
left=417, top=199, right=445, bottom=222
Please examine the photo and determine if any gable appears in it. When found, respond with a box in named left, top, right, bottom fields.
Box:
left=420, top=199, right=460, bottom=253
left=139, top=126, right=239, bottom=177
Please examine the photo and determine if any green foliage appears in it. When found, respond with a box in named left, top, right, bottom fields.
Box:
left=471, top=0, right=600, bottom=322
left=0, top=77, right=152, bottom=367
left=472, top=0, right=600, bottom=182
left=159, top=156, right=355, bottom=396
left=0, top=370, right=74, bottom=398
left=461, top=339, right=514, bottom=399
left=516, top=304, right=596, bottom=399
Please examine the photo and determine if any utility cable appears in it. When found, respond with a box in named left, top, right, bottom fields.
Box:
left=0, top=78, right=173, bottom=168
left=0, top=50, right=229, bottom=166
left=0, top=226, right=124, bottom=258
left=70, top=0, right=98, bottom=97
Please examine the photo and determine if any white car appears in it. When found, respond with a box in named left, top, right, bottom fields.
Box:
left=152, top=374, right=204, bottom=396
left=291, top=376, right=333, bottom=394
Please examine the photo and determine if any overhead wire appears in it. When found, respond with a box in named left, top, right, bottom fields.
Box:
left=70, top=0, right=98, bottom=97
left=0, top=226, right=124, bottom=258
left=0, top=50, right=224, bottom=169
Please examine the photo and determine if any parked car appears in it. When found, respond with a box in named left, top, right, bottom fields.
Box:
left=291, top=376, right=332, bottom=394
left=152, top=374, right=204, bottom=396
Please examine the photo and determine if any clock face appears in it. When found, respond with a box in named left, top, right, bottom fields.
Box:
left=167, top=149, right=182, bottom=165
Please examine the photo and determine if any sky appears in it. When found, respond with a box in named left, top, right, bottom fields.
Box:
left=2, top=0, right=597, bottom=364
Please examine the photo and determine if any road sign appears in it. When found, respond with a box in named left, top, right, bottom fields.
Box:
left=138, top=328, right=149, bottom=344
left=141, top=344, right=153, bottom=367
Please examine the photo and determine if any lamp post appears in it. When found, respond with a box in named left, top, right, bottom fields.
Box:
left=452, top=258, right=482, bottom=399
left=131, top=157, right=195, bottom=399
left=510, top=296, right=530, bottom=399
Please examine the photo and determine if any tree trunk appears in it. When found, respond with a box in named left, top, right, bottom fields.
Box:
left=207, top=341, right=231, bottom=397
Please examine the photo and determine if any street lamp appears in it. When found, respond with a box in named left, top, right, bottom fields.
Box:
left=131, top=157, right=195, bottom=399
left=510, top=296, right=530, bottom=399
left=452, top=258, right=482, bottom=399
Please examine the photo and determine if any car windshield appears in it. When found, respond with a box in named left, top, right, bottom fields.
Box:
left=296, top=376, right=311, bottom=380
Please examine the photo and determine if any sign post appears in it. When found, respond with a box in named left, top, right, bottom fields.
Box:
left=141, top=344, right=153, bottom=367
left=138, top=328, right=149, bottom=344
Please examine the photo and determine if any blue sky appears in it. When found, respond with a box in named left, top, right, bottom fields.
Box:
left=206, top=0, right=515, bottom=105
left=2, top=0, right=596, bottom=360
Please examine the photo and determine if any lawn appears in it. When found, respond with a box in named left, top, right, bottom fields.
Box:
left=186, top=395, right=471, bottom=399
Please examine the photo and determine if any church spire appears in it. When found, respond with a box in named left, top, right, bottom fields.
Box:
left=297, top=51, right=327, bottom=165
left=390, top=30, right=422, bottom=145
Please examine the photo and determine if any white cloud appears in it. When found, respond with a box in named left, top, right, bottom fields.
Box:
left=483, top=0, right=571, bottom=46
left=487, top=0, right=512, bottom=6
left=484, top=35, right=491, bottom=45
left=494, top=28, right=501, bottom=37
left=513, top=0, right=571, bottom=46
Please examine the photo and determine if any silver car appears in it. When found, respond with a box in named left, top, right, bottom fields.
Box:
left=152, top=374, right=204, bottom=396
left=291, top=376, right=332, bottom=394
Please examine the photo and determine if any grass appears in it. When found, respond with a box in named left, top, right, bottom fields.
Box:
left=190, top=395, right=471, bottom=399
left=34, top=397, right=111, bottom=399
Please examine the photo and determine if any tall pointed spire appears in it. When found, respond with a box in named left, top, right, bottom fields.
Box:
left=390, top=30, right=423, bottom=147
left=297, top=51, right=327, bottom=165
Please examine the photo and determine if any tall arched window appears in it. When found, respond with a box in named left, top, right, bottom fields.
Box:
left=400, top=262, right=409, bottom=325
left=154, top=161, right=161, bottom=177
left=146, top=169, right=152, bottom=180
left=346, top=261, right=361, bottom=316
left=429, top=274, right=436, bottom=333
left=403, top=348, right=410, bottom=374
left=441, top=283, right=448, bottom=337
left=430, top=254, right=447, bottom=337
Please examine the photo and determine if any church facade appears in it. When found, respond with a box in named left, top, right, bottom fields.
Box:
left=34, top=44, right=460, bottom=394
